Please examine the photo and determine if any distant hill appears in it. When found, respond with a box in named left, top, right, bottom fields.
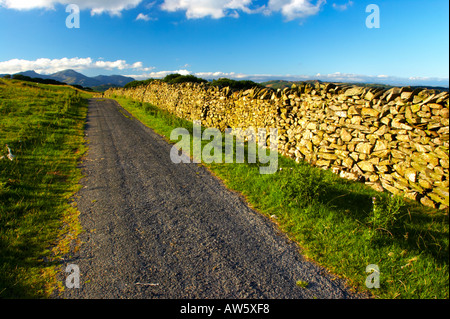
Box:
left=92, top=75, right=135, bottom=87
left=7, top=69, right=135, bottom=91
left=50, top=69, right=101, bottom=87
left=5, top=71, right=447, bottom=92
left=261, top=80, right=323, bottom=90
left=261, top=79, right=449, bottom=92
left=17, top=70, right=54, bottom=79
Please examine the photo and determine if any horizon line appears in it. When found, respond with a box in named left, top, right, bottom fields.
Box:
left=4, top=68, right=449, bottom=89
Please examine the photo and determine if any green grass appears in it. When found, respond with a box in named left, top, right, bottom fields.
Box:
left=0, top=79, right=90, bottom=298
left=111, top=96, right=449, bottom=299
left=296, top=280, right=309, bottom=289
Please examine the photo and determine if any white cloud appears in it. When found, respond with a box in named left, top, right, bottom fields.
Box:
left=267, top=0, right=326, bottom=21
left=160, top=0, right=254, bottom=19
left=194, top=71, right=248, bottom=79
left=145, top=1, right=157, bottom=9
left=126, top=69, right=256, bottom=80
left=159, top=0, right=324, bottom=20
left=0, top=57, right=153, bottom=74
left=252, top=72, right=449, bottom=87
left=332, top=0, right=353, bottom=11
left=126, top=69, right=192, bottom=79
left=127, top=69, right=449, bottom=87
left=0, top=0, right=328, bottom=20
left=136, top=12, right=151, bottom=20
left=0, top=0, right=143, bottom=15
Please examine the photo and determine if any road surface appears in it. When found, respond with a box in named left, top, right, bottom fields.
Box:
left=59, top=98, right=364, bottom=299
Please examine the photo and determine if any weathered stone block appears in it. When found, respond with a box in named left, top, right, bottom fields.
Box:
left=357, top=161, right=375, bottom=172
left=106, top=81, right=449, bottom=209
left=344, top=87, right=365, bottom=97
left=361, top=107, right=380, bottom=117
left=355, top=142, right=372, bottom=154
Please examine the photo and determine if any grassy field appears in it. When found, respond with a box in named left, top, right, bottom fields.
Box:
left=0, top=78, right=90, bottom=298
left=111, top=96, right=449, bottom=299
left=1, top=79, right=446, bottom=299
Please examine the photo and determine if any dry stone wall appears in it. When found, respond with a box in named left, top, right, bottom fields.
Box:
left=106, top=81, right=449, bottom=210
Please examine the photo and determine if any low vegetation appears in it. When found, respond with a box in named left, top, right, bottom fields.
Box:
left=123, top=78, right=157, bottom=89
left=123, top=73, right=265, bottom=91
left=4, top=74, right=94, bottom=92
left=111, top=96, right=449, bottom=299
left=124, top=74, right=208, bottom=89
left=1, top=76, right=447, bottom=299
left=210, top=78, right=265, bottom=91
left=0, top=78, right=90, bottom=298
left=162, top=73, right=208, bottom=85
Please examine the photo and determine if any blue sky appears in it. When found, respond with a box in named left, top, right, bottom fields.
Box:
left=0, top=0, right=448, bottom=86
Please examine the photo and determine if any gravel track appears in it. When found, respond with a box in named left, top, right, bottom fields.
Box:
left=60, top=98, right=363, bottom=299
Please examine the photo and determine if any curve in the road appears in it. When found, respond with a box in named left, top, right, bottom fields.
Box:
left=60, top=98, right=365, bottom=299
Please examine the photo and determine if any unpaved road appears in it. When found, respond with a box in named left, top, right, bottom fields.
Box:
left=59, top=98, right=363, bottom=299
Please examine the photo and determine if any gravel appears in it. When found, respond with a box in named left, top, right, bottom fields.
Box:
left=59, top=98, right=365, bottom=299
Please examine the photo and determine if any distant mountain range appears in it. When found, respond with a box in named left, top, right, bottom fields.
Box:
left=3, top=70, right=448, bottom=92
left=4, top=69, right=135, bottom=90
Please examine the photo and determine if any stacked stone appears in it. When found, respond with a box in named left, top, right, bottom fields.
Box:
left=106, top=81, right=449, bottom=210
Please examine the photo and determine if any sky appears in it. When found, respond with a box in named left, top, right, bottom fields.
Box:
left=0, top=0, right=448, bottom=87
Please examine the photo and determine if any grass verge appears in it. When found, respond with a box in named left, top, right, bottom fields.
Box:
left=111, top=96, right=448, bottom=299
left=0, top=79, right=90, bottom=298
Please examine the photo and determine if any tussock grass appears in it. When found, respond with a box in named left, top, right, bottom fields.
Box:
left=113, top=96, right=449, bottom=299
left=0, top=79, right=90, bottom=298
